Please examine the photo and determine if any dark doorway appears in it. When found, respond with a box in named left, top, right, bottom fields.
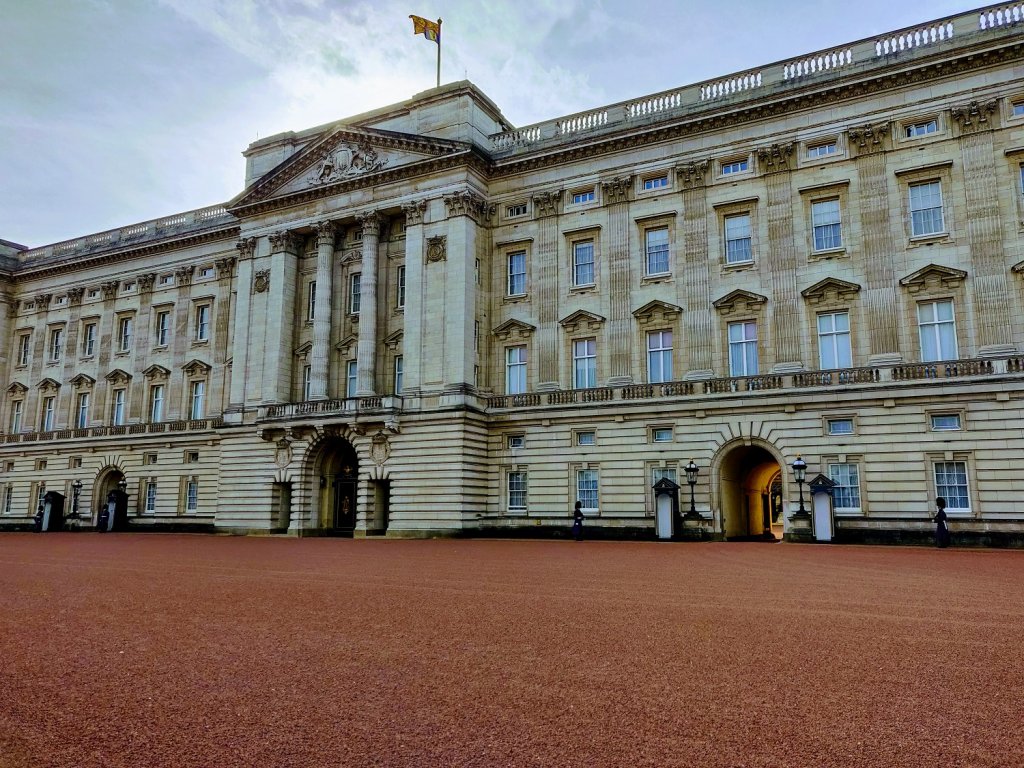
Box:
left=317, top=439, right=359, bottom=536
left=718, top=445, right=782, bottom=541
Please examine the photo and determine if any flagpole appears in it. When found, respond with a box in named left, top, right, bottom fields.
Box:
left=436, top=18, right=442, bottom=88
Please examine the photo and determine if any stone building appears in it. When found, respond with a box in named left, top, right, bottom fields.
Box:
left=2, top=6, right=1024, bottom=543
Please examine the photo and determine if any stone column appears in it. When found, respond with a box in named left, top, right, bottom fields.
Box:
left=94, top=281, right=119, bottom=424
left=952, top=99, right=1013, bottom=355
left=602, top=175, right=634, bottom=385
left=757, top=142, right=803, bottom=371
left=532, top=189, right=563, bottom=390
left=677, top=161, right=714, bottom=378
left=400, top=200, right=427, bottom=395
left=227, top=237, right=256, bottom=414
left=441, top=190, right=487, bottom=391
left=213, top=256, right=236, bottom=414
left=129, top=274, right=156, bottom=419
left=355, top=212, right=380, bottom=396
left=59, top=287, right=86, bottom=425
left=169, top=265, right=194, bottom=420
left=264, top=231, right=300, bottom=403
left=0, top=278, right=13, bottom=398
left=310, top=221, right=336, bottom=400
left=849, top=122, right=901, bottom=363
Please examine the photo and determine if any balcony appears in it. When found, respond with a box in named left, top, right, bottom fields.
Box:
left=2, top=418, right=225, bottom=444
left=257, top=396, right=403, bottom=422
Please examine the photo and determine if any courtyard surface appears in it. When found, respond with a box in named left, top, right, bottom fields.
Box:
left=0, top=535, right=1021, bottom=768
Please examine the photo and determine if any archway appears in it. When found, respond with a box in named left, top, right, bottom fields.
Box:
left=93, top=467, right=126, bottom=526
left=718, top=444, right=784, bottom=540
left=313, top=438, right=359, bottom=535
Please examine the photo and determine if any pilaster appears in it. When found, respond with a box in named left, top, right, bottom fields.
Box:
left=532, top=188, right=563, bottom=390
left=441, top=190, right=486, bottom=391
left=355, top=212, right=380, bottom=396
left=400, top=200, right=427, bottom=395
left=602, top=175, right=634, bottom=385
left=213, top=256, right=236, bottom=414
left=93, top=280, right=120, bottom=425
left=677, top=160, right=714, bottom=378
left=228, top=237, right=256, bottom=413
left=169, top=265, right=194, bottom=420
left=310, top=221, right=336, bottom=400
left=263, top=231, right=300, bottom=403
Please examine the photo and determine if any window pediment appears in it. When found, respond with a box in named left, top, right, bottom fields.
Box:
left=7, top=382, right=28, bottom=396
left=559, top=310, right=606, bottom=333
left=383, top=330, right=404, bottom=350
left=335, top=334, right=357, bottom=356
left=1012, top=260, right=1024, bottom=274
left=105, top=368, right=132, bottom=385
left=294, top=341, right=313, bottom=359
left=37, top=377, right=61, bottom=393
left=899, top=264, right=967, bottom=294
left=712, top=289, right=767, bottom=315
left=69, top=373, right=96, bottom=390
left=632, top=300, right=681, bottom=326
left=182, top=359, right=211, bottom=376
left=143, top=365, right=171, bottom=382
left=801, top=277, right=862, bottom=305
left=492, top=319, right=536, bottom=341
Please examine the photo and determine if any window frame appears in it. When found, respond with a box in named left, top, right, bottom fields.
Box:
left=505, top=345, right=527, bottom=395
left=349, top=273, right=361, bottom=315
left=150, top=384, right=165, bottom=423
left=40, top=396, right=56, bottom=432
left=646, top=329, right=673, bottom=384
left=571, top=239, right=596, bottom=288
left=188, top=380, right=205, bottom=420
left=575, top=468, right=599, bottom=514
left=727, top=320, right=759, bottom=377
left=117, top=316, right=134, bottom=353
left=194, top=304, right=210, bottom=342
left=155, top=311, right=170, bottom=348
left=396, top=266, right=406, bottom=309
left=828, top=461, right=862, bottom=514
left=572, top=337, right=597, bottom=389
left=75, top=392, right=90, bottom=429
left=111, top=388, right=126, bottom=426
left=908, top=180, right=946, bottom=238
left=507, top=250, right=527, bottom=296
left=817, top=311, right=852, bottom=370
left=933, top=459, right=971, bottom=514
left=644, top=226, right=670, bottom=276
left=507, top=470, right=528, bottom=513
left=917, top=299, right=958, bottom=362
left=346, top=360, right=358, bottom=398
left=145, top=481, right=158, bottom=513
left=48, top=327, right=64, bottom=363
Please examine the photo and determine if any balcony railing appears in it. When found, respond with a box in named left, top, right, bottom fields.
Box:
left=258, top=396, right=402, bottom=421
left=486, top=357, right=1022, bottom=411
left=1, top=418, right=225, bottom=444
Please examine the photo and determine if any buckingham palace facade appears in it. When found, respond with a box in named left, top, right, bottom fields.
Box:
left=2, top=6, right=1024, bottom=543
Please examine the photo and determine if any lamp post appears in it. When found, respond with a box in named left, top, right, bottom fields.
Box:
left=684, top=459, right=699, bottom=519
left=71, top=479, right=83, bottom=519
left=117, top=478, right=128, bottom=495
left=792, top=455, right=808, bottom=517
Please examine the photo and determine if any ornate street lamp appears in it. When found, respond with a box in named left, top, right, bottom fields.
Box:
left=117, top=478, right=128, bottom=494
left=684, top=459, right=699, bottom=519
left=70, top=479, right=83, bottom=519
left=792, top=455, right=808, bottom=517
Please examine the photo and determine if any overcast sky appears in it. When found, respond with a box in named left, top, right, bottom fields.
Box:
left=1, top=0, right=975, bottom=247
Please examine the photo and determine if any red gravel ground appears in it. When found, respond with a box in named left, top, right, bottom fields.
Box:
left=1, top=535, right=1022, bottom=768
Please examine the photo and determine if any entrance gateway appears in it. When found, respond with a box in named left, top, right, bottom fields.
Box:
left=315, top=438, right=359, bottom=535
left=717, top=443, right=784, bottom=541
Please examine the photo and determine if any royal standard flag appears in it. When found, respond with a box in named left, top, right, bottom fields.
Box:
left=409, top=15, right=440, bottom=43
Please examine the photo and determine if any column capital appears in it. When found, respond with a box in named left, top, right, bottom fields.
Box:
left=600, top=175, right=633, bottom=205
left=676, top=160, right=710, bottom=191
left=951, top=98, right=998, bottom=134
left=236, top=237, right=257, bottom=260
left=34, top=292, right=52, bottom=310
left=443, top=189, right=489, bottom=223
left=215, top=256, right=236, bottom=280
left=268, top=230, right=300, bottom=253
left=315, top=220, right=336, bottom=248
left=756, top=142, right=795, bottom=175
left=100, top=281, right=119, bottom=301
left=357, top=211, right=381, bottom=238
left=531, top=189, right=563, bottom=219
left=67, top=287, right=85, bottom=306
left=175, top=265, right=195, bottom=286
left=847, top=121, right=891, bottom=156
left=402, top=199, right=427, bottom=226
left=137, top=273, right=156, bottom=294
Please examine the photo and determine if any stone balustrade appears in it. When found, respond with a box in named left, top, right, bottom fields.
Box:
left=488, top=3, right=1019, bottom=155
left=2, top=417, right=225, bottom=444
left=258, top=396, right=402, bottom=421
left=486, top=357, right=1024, bottom=411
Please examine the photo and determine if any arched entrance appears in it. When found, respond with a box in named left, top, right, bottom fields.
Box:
left=314, top=439, right=359, bottom=535
left=718, top=444, right=784, bottom=540
left=93, top=467, right=126, bottom=526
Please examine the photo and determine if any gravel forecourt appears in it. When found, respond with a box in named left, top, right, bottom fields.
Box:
left=1, top=534, right=1022, bottom=768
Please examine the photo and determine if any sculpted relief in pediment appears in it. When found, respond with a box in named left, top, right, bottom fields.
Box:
left=307, top=139, right=389, bottom=185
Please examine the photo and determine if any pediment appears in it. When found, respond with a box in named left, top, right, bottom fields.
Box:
left=335, top=334, right=357, bottom=356
left=383, top=330, right=404, bottom=350
left=899, top=264, right=967, bottom=293
left=69, top=373, right=96, bottom=389
left=182, top=359, right=211, bottom=376
left=559, top=310, right=606, bottom=333
left=229, top=126, right=471, bottom=209
left=801, top=277, right=862, bottom=304
left=492, top=319, right=536, bottom=341
left=7, top=382, right=28, bottom=395
left=632, top=300, right=681, bottom=325
left=1012, top=260, right=1024, bottom=274
left=294, top=341, right=313, bottom=359
left=143, top=364, right=171, bottom=381
left=712, top=289, right=767, bottom=315
left=37, top=377, right=60, bottom=393
left=105, top=368, right=132, bottom=385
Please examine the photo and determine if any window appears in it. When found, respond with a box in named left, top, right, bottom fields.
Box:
left=728, top=321, right=758, bottom=376
left=145, top=453, right=158, bottom=465
left=9, top=400, right=23, bottom=433
left=3, top=485, right=12, bottom=515
left=645, top=228, right=669, bottom=275
left=307, top=281, right=317, bottom=320
left=572, top=240, right=595, bottom=286
left=349, top=273, right=361, bottom=314
left=724, top=214, right=752, bottom=263
left=576, top=469, right=599, bottom=512
left=829, top=463, right=861, bottom=511
left=808, top=142, right=837, bottom=158
left=396, top=267, right=406, bottom=309
left=905, top=119, right=938, bottom=137
left=346, top=360, right=357, bottom=398
left=652, top=427, right=672, bottom=443
left=302, top=365, right=312, bottom=401
left=76, top=392, right=90, bottom=429
left=189, top=381, right=205, bottom=420
left=150, top=385, right=164, bottom=422
left=393, top=356, right=403, bottom=394
left=145, top=481, right=157, bottom=513
left=474, top=321, right=480, bottom=352
left=909, top=181, right=944, bottom=236
left=827, top=418, right=854, bottom=436
left=117, top=317, right=133, bottom=352
left=40, top=397, right=55, bottom=431
left=35, top=483, right=46, bottom=512
left=159, top=274, right=174, bottom=286
left=17, top=334, right=30, bottom=366
left=198, top=267, right=214, bottom=279
left=507, top=251, right=526, bottom=295
left=643, top=175, right=668, bottom=190
left=811, top=199, right=842, bottom=251
left=195, top=305, right=210, bottom=342
left=1014, top=102, right=1024, bottom=117
left=647, top=330, right=672, bottom=384
left=506, top=346, right=527, bottom=394
left=931, top=414, right=962, bottom=431
left=185, top=451, right=199, bottom=463
left=186, top=478, right=199, bottom=512
left=155, top=312, right=170, bottom=347
left=918, top=300, right=957, bottom=362
left=652, top=466, right=677, bottom=486
left=507, top=435, right=524, bottom=449
left=817, top=312, right=851, bottom=369
left=506, top=203, right=528, bottom=218
left=571, top=190, right=595, bottom=204
left=48, top=328, right=63, bottom=362
left=572, top=338, right=597, bottom=389
left=508, top=471, right=527, bottom=512
left=111, top=389, right=126, bottom=426
left=576, top=431, right=596, bottom=446
left=934, top=461, right=970, bottom=511
left=722, top=159, right=748, bottom=175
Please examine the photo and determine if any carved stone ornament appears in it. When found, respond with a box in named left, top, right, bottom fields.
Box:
left=677, top=160, right=710, bottom=191
left=174, top=265, right=195, bottom=286
left=67, top=287, right=85, bottom=306
left=215, top=256, right=236, bottom=279
left=443, top=189, right=489, bottom=222
left=275, top=438, right=293, bottom=468
left=950, top=99, right=998, bottom=133
left=370, top=432, right=391, bottom=466
left=137, top=273, right=156, bottom=294
left=269, top=230, right=300, bottom=253
left=532, top=189, right=563, bottom=218
left=253, top=269, right=271, bottom=293
left=402, top=199, right=427, bottom=226
left=33, top=293, right=53, bottom=309
left=308, top=139, right=387, bottom=185
left=236, top=237, right=257, bottom=260
left=600, top=175, right=634, bottom=205
left=37, top=377, right=60, bottom=394
left=848, top=121, right=891, bottom=155
left=100, top=281, right=119, bottom=301
left=357, top=211, right=381, bottom=238
left=712, top=289, right=768, bottom=316
left=315, top=220, right=336, bottom=249
left=142, top=364, right=171, bottom=382
left=105, top=368, right=132, bottom=385
left=426, top=235, right=447, bottom=263
left=756, top=142, right=795, bottom=174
